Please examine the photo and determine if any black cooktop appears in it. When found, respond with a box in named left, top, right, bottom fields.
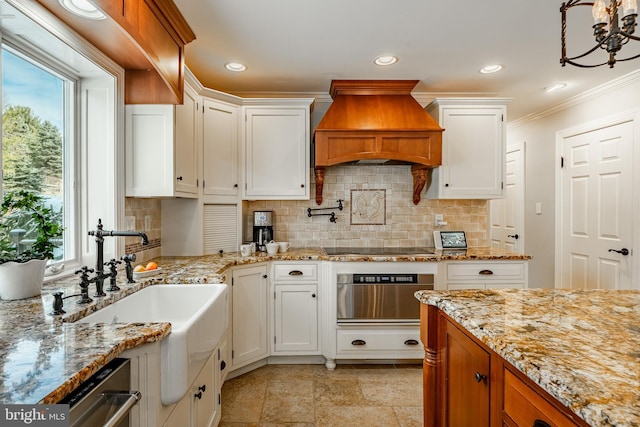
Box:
left=324, top=247, right=438, bottom=256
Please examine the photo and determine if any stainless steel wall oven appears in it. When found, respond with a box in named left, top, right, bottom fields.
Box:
left=336, top=273, right=434, bottom=323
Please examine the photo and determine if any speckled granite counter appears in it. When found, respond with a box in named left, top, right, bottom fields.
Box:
left=0, top=246, right=528, bottom=406
left=415, top=288, right=640, bottom=427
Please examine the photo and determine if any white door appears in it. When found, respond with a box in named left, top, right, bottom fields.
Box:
left=559, top=120, right=634, bottom=289
left=489, top=142, right=525, bottom=252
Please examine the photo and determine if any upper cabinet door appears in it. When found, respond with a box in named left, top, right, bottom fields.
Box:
left=202, top=99, right=239, bottom=197
left=174, top=84, right=200, bottom=195
left=426, top=99, right=509, bottom=199
left=125, top=83, right=199, bottom=198
left=243, top=103, right=312, bottom=200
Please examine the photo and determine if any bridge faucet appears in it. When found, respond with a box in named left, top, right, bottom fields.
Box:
left=88, top=219, right=149, bottom=295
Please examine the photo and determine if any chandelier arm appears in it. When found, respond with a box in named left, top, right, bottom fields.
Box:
left=618, top=31, right=640, bottom=41
left=613, top=51, right=640, bottom=61
left=561, top=57, right=611, bottom=67
left=566, top=39, right=615, bottom=61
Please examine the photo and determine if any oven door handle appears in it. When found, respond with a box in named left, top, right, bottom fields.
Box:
left=103, top=391, right=141, bottom=427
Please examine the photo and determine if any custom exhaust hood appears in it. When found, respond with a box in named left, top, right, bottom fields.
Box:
left=313, top=80, right=443, bottom=205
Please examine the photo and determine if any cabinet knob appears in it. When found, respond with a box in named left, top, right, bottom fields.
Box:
left=404, top=339, right=419, bottom=346
left=220, top=360, right=226, bottom=371
left=194, top=391, right=202, bottom=400
left=198, top=385, right=206, bottom=393
left=478, top=269, right=494, bottom=275
left=474, top=372, right=487, bottom=382
left=234, top=184, right=238, bottom=188
left=351, top=339, right=366, bottom=346
left=176, top=176, right=183, bottom=181
left=312, top=293, right=316, bottom=298
left=507, top=234, right=520, bottom=240
left=263, top=274, right=268, bottom=279
left=301, top=184, right=305, bottom=188
left=444, top=183, right=449, bottom=187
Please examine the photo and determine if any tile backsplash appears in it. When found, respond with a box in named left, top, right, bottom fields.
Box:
left=246, top=165, right=489, bottom=248
left=124, top=197, right=162, bottom=262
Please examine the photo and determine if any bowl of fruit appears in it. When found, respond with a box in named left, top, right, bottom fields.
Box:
left=133, top=261, right=162, bottom=278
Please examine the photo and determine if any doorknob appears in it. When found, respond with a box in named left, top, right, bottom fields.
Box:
left=608, top=248, right=630, bottom=256
left=507, top=234, right=519, bottom=239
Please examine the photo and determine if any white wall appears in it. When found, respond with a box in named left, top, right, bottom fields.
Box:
left=507, top=71, right=640, bottom=288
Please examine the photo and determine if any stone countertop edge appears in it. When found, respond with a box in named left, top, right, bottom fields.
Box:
left=0, top=246, right=528, bottom=406
left=415, top=288, right=640, bottom=427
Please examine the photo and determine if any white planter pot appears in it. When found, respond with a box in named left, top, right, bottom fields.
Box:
left=0, top=259, right=47, bottom=300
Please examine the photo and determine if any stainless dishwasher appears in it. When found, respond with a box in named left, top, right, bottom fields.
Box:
left=60, top=358, right=140, bottom=427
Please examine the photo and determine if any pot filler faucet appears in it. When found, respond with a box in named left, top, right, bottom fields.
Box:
left=87, top=218, right=149, bottom=297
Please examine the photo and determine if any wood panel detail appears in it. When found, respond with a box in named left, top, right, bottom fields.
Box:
left=36, top=0, right=195, bottom=104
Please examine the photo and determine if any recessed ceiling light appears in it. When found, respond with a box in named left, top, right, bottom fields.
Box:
left=479, top=64, right=503, bottom=74
left=544, top=83, right=567, bottom=93
left=374, top=55, right=398, bottom=66
left=225, top=62, right=247, bottom=72
left=59, top=0, right=106, bottom=20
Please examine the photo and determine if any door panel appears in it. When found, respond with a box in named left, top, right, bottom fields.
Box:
left=561, top=120, right=633, bottom=289
left=490, top=142, right=524, bottom=252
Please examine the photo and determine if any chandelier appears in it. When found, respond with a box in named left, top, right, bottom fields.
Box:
left=561, top=0, right=640, bottom=67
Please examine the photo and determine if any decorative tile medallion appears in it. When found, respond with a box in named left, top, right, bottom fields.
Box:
left=350, top=189, right=386, bottom=225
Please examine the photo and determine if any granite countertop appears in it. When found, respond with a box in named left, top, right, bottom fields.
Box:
left=0, top=246, right=528, bottom=406
left=415, top=288, right=640, bottom=427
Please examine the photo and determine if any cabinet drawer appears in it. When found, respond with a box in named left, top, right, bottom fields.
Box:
left=336, top=327, right=421, bottom=353
left=273, top=263, right=318, bottom=281
left=504, top=369, right=579, bottom=427
left=447, top=262, right=525, bottom=282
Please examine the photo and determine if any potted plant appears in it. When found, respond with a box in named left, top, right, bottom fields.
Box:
left=0, top=190, right=63, bottom=300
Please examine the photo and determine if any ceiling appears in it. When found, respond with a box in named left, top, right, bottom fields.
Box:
left=174, top=0, right=640, bottom=122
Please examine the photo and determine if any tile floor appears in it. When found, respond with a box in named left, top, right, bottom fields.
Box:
left=219, top=364, right=423, bottom=427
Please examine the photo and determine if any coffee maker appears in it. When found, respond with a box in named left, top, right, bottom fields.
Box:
left=253, top=211, right=273, bottom=252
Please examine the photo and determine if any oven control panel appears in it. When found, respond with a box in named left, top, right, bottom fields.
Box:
left=352, top=274, right=418, bottom=283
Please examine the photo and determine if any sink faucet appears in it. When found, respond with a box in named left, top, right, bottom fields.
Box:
left=88, top=219, right=149, bottom=296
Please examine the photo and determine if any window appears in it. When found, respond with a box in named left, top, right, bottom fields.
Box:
left=1, top=1, right=123, bottom=279
left=2, top=44, right=74, bottom=264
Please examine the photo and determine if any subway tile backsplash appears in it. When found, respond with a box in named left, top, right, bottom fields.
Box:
left=247, top=165, right=488, bottom=248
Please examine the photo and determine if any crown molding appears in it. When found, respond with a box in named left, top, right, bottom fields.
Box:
left=509, top=68, right=640, bottom=129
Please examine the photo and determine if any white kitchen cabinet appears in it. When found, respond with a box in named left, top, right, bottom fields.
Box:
left=242, top=100, right=313, bottom=200
left=126, top=83, right=200, bottom=198
left=438, top=260, right=528, bottom=290
left=231, top=264, right=269, bottom=369
left=272, top=262, right=320, bottom=354
left=335, top=326, right=423, bottom=359
left=426, top=98, right=510, bottom=199
left=202, top=98, right=239, bottom=197
left=191, top=352, right=219, bottom=427
left=274, top=284, right=319, bottom=353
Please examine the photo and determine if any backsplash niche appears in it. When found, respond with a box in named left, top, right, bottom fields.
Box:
left=246, top=165, right=488, bottom=248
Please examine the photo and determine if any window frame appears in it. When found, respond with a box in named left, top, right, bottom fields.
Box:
left=1, top=0, right=127, bottom=281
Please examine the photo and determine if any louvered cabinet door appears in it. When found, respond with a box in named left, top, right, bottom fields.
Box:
left=203, top=204, right=239, bottom=254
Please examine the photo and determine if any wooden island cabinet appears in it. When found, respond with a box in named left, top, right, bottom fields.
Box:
left=420, top=303, right=590, bottom=427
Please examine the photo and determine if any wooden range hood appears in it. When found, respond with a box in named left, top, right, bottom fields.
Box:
left=313, top=80, right=443, bottom=205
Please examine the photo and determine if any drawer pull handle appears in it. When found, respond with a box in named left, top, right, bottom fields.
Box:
left=474, top=372, right=487, bottom=382
left=533, top=421, right=551, bottom=427
left=288, top=270, right=304, bottom=276
left=351, top=339, right=366, bottom=346
left=478, top=269, right=494, bottom=275
left=404, top=339, right=419, bottom=346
